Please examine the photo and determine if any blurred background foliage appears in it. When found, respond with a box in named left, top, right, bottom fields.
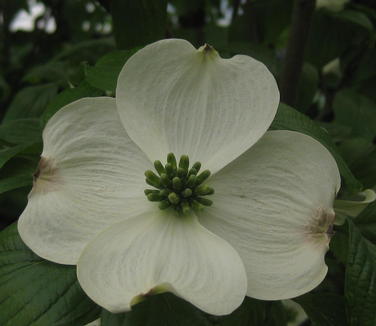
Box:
left=0, top=0, right=376, bottom=325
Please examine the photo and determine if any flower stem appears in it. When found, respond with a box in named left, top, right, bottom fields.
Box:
left=280, top=0, right=316, bottom=106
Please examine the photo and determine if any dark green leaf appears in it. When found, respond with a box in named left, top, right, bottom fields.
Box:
left=294, top=293, right=347, bottom=326
left=0, top=157, right=37, bottom=195
left=52, top=39, right=115, bottom=63
left=101, top=293, right=210, bottom=326
left=111, top=0, right=167, bottom=49
left=0, top=143, right=37, bottom=169
left=351, top=49, right=376, bottom=84
left=295, top=63, right=319, bottom=113
left=351, top=148, right=376, bottom=188
left=330, top=226, right=349, bottom=264
left=306, top=9, right=372, bottom=68
left=0, top=119, right=42, bottom=144
left=3, top=84, right=58, bottom=121
left=86, top=50, right=137, bottom=93
left=336, top=137, right=374, bottom=167
left=337, top=9, right=373, bottom=31
left=229, top=0, right=293, bottom=45
left=345, top=221, right=376, bottom=326
left=333, top=89, right=376, bottom=141
left=0, top=175, right=32, bottom=195
left=101, top=295, right=290, bottom=326
left=41, top=82, right=103, bottom=125
left=213, top=298, right=289, bottom=326
left=270, top=103, right=362, bottom=192
left=354, top=201, right=376, bottom=243
left=22, top=62, right=70, bottom=86
left=0, top=223, right=101, bottom=326
left=227, top=42, right=279, bottom=75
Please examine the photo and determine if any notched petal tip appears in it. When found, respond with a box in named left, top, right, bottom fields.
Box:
left=197, top=43, right=219, bottom=60
left=31, top=156, right=61, bottom=195
left=130, top=283, right=171, bottom=307
left=306, top=207, right=336, bottom=246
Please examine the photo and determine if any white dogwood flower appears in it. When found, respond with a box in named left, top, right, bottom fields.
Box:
left=18, top=39, right=341, bottom=316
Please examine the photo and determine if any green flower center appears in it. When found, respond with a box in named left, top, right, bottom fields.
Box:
left=144, top=153, right=214, bottom=214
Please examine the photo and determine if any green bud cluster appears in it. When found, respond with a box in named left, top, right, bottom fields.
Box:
left=144, top=153, right=214, bottom=214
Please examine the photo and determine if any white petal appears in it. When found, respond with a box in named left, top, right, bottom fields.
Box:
left=116, top=39, right=279, bottom=172
left=77, top=211, right=247, bottom=316
left=198, top=130, right=341, bottom=300
left=18, top=97, right=153, bottom=265
left=335, top=188, right=376, bottom=218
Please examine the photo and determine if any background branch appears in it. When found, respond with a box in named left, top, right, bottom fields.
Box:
left=280, top=0, right=316, bottom=106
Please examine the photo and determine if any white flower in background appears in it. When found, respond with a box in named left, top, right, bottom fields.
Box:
left=18, top=39, right=341, bottom=316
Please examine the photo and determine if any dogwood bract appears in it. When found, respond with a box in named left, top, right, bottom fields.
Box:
left=18, top=39, right=340, bottom=316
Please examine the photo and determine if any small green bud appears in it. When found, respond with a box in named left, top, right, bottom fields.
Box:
left=179, top=155, right=189, bottom=171
left=182, top=188, right=192, bottom=198
left=154, top=160, right=165, bottom=175
left=181, top=201, right=191, bottom=215
left=146, top=177, right=162, bottom=189
left=172, top=177, right=182, bottom=190
left=159, top=189, right=170, bottom=197
left=191, top=200, right=203, bottom=211
left=192, top=162, right=201, bottom=172
left=196, top=197, right=213, bottom=206
left=144, top=189, right=158, bottom=195
left=168, top=192, right=180, bottom=204
left=144, top=154, right=214, bottom=213
left=177, top=167, right=187, bottom=179
left=160, top=173, right=171, bottom=187
left=145, top=170, right=162, bottom=188
left=159, top=200, right=171, bottom=210
left=145, top=170, right=159, bottom=180
left=186, top=175, right=197, bottom=188
left=195, top=185, right=214, bottom=196
left=167, top=153, right=177, bottom=169
left=147, top=193, right=162, bottom=202
left=188, top=168, right=198, bottom=176
left=165, top=163, right=174, bottom=177
left=196, top=170, right=211, bottom=185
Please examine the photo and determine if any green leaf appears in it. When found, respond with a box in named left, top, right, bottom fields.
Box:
left=337, top=9, right=373, bottom=31
left=0, top=175, right=32, bottom=195
left=100, top=293, right=210, bottom=326
left=306, top=9, right=372, bottom=68
left=0, top=156, right=37, bottom=195
left=227, top=42, right=279, bottom=75
left=294, top=293, right=347, bottom=326
left=354, top=200, right=376, bottom=243
left=351, top=148, right=376, bottom=188
left=0, top=143, right=37, bottom=169
left=110, top=0, right=167, bottom=49
left=22, top=62, right=70, bottom=86
left=336, top=137, right=374, bottom=167
left=86, top=50, right=137, bottom=93
left=351, top=49, right=376, bottom=84
left=330, top=226, right=349, bottom=264
left=3, top=84, right=58, bottom=121
left=345, top=221, right=376, bottom=326
left=295, top=63, right=319, bottom=113
left=333, top=89, right=376, bottom=141
left=101, top=295, right=290, bottom=326
left=0, top=223, right=100, bottom=326
left=0, top=119, right=42, bottom=144
left=213, top=298, right=289, bottom=326
left=270, top=103, right=362, bottom=193
left=41, top=82, right=103, bottom=125
left=229, top=0, right=293, bottom=45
